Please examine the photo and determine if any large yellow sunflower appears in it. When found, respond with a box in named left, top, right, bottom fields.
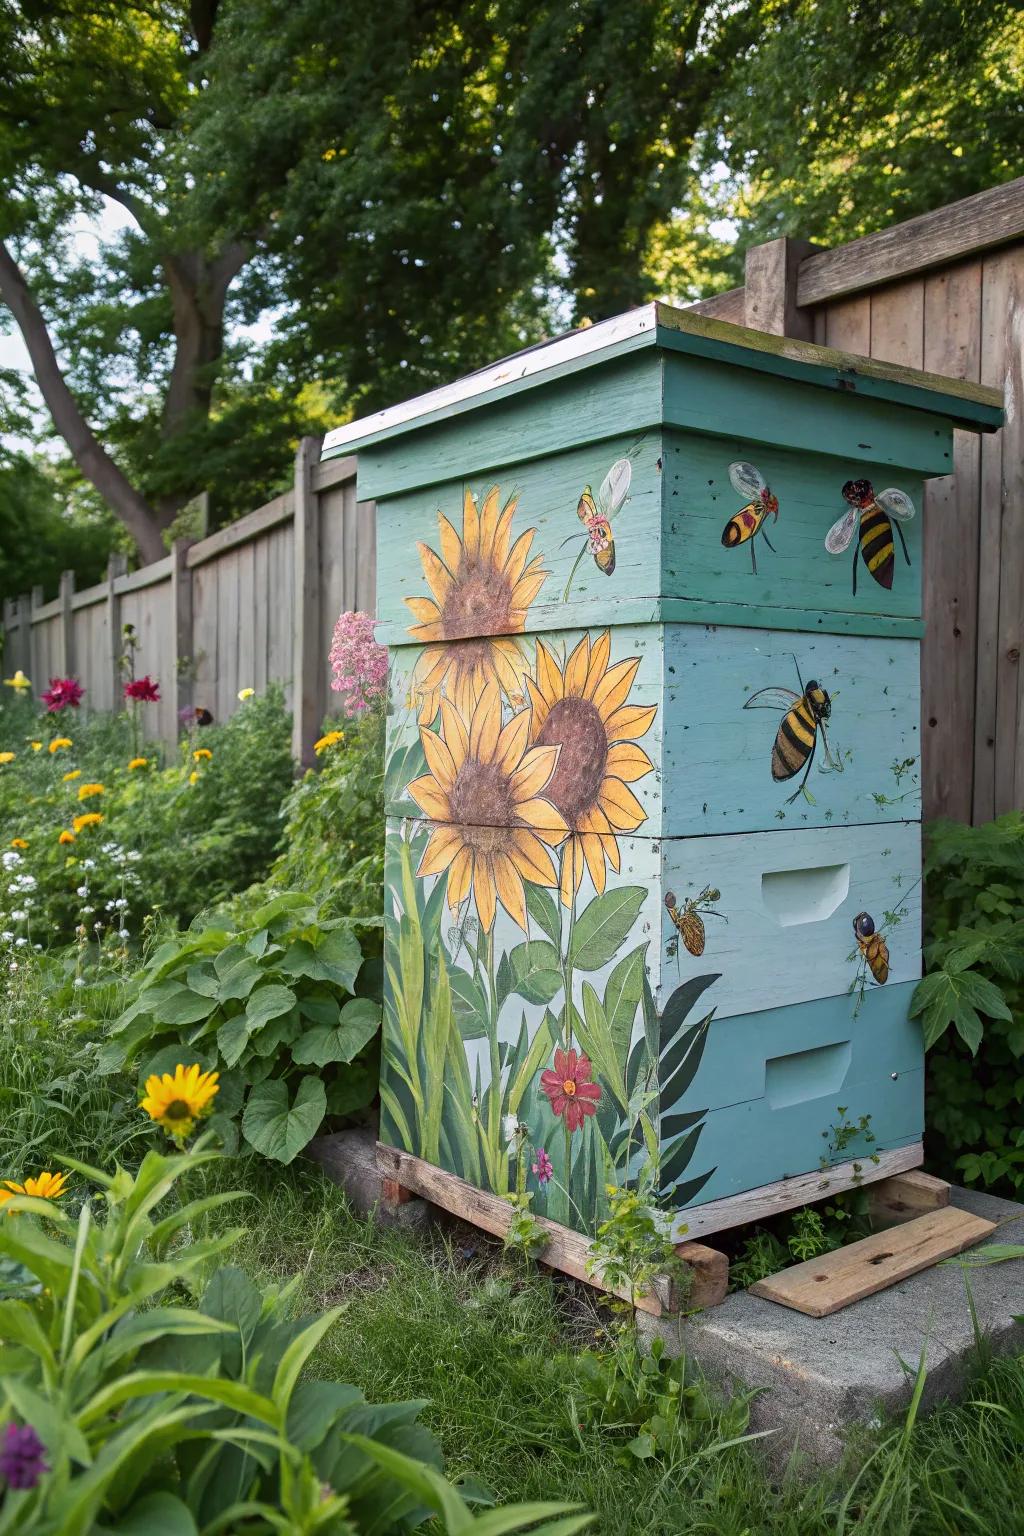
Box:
left=405, top=486, right=548, bottom=723
left=526, top=631, right=656, bottom=905
left=408, top=683, right=568, bottom=931
left=140, top=1063, right=220, bottom=1141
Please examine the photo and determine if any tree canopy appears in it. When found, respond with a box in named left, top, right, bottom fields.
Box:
left=0, top=0, right=1020, bottom=569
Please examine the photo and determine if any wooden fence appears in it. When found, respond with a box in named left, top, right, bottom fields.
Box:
left=696, top=176, right=1024, bottom=825
left=1, top=445, right=375, bottom=764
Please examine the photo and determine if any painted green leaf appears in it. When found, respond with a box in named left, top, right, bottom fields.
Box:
left=660, top=1106, right=708, bottom=1142
left=665, top=1167, right=716, bottom=1209
left=568, top=886, right=646, bottom=971
left=660, top=1123, right=705, bottom=1191
left=506, top=1010, right=556, bottom=1117
left=242, top=1076, right=326, bottom=1163
left=659, top=1016, right=715, bottom=1116
left=525, top=884, right=562, bottom=946
left=502, top=939, right=563, bottom=1006
left=448, top=963, right=488, bottom=1041
left=245, top=983, right=297, bottom=1031
left=603, top=943, right=647, bottom=1073
left=577, top=983, right=628, bottom=1113
left=291, top=997, right=381, bottom=1067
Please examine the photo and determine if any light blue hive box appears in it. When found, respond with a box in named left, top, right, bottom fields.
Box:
left=322, top=305, right=1001, bottom=1243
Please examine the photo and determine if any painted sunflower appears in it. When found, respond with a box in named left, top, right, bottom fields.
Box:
left=140, top=1062, right=219, bottom=1141
left=408, top=683, right=568, bottom=932
left=526, top=631, right=656, bottom=905
left=405, top=486, right=548, bottom=723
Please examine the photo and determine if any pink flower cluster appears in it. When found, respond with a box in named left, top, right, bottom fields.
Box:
left=328, top=610, right=388, bottom=714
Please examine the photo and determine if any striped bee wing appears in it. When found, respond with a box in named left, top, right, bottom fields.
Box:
left=875, top=488, right=916, bottom=522
left=577, top=486, right=596, bottom=524
left=825, top=507, right=858, bottom=554
left=743, top=687, right=800, bottom=712
left=598, top=458, right=632, bottom=518
left=729, top=461, right=766, bottom=501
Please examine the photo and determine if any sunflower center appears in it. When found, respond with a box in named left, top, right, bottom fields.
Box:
left=535, top=697, right=608, bottom=824
left=448, top=758, right=517, bottom=833
left=562, top=1079, right=577, bottom=1096
left=441, top=564, right=514, bottom=640
left=164, top=1099, right=193, bottom=1121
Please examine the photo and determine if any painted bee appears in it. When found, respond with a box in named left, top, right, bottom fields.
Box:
left=665, top=887, right=726, bottom=958
left=744, top=658, right=842, bottom=804
left=826, top=479, right=915, bottom=595
left=722, top=461, right=780, bottom=576
left=562, top=458, right=632, bottom=600
left=853, top=911, right=890, bottom=985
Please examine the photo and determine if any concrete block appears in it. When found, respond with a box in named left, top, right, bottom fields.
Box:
left=639, top=1185, right=1024, bottom=1472
left=308, top=1127, right=433, bottom=1233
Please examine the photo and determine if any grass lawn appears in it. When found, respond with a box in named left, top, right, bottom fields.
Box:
left=217, top=1160, right=1024, bottom=1536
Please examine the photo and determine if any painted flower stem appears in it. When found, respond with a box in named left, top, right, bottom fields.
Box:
left=483, top=923, right=505, bottom=1192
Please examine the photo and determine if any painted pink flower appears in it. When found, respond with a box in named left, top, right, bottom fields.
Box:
left=329, top=610, right=388, bottom=714
left=40, top=677, right=83, bottom=712
left=540, top=1048, right=601, bottom=1134
left=531, top=1148, right=554, bottom=1184
left=124, top=676, right=160, bottom=702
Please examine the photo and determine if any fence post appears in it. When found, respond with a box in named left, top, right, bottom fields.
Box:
left=292, top=435, right=323, bottom=766
left=744, top=238, right=818, bottom=340
left=171, top=537, right=195, bottom=727
left=58, top=569, right=76, bottom=678
left=106, top=554, right=128, bottom=710
left=30, top=586, right=43, bottom=689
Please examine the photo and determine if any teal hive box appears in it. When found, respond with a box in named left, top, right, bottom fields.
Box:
left=322, top=306, right=1001, bottom=1242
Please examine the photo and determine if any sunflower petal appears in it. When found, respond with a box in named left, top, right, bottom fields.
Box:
left=509, top=743, right=559, bottom=801
left=506, top=829, right=559, bottom=886
left=599, top=776, right=647, bottom=831
left=416, top=542, right=454, bottom=606
left=408, top=774, right=451, bottom=820
left=417, top=824, right=464, bottom=877
left=493, top=852, right=528, bottom=929
left=419, top=726, right=458, bottom=790
left=604, top=702, right=658, bottom=742
left=474, top=854, right=497, bottom=931
left=516, top=798, right=568, bottom=841
left=404, top=596, right=442, bottom=625
left=447, top=847, right=474, bottom=909
left=492, top=494, right=519, bottom=567
left=439, top=698, right=469, bottom=769
left=534, top=640, right=564, bottom=704
left=585, top=630, right=612, bottom=693
left=604, top=742, right=655, bottom=783
left=510, top=562, right=548, bottom=612
left=495, top=710, right=531, bottom=772
left=437, top=512, right=464, bottom=574
left=593, top=656, right=642, bottom=718
left=478, top=485, right=501, bottom=561
left=462, top=487, right=481, bottom=559
left=564, top=633, right=591, bottom=697
left=504, top=527, right=536, bottom=585
left=468, top=681, right=502, bottom=764
left=581, top=832, right=608, bottom=894
left=525, top=676, right=551, bottom=737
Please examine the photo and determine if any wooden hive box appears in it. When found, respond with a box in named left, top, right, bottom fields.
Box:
left=322, top=306, right=1001, bottom=1245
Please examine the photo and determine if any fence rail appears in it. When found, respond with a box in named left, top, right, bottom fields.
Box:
left=1, top=445, right=375, bottom=764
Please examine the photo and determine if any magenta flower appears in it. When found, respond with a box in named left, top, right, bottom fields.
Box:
left=329, top=610, right=388, bottom=714
left=531, top=1148, right=554, bottom=1185
left=40, top=676, right=84, bottom=712
left=124, top=676, right=160, bottom=703
left=0, top=1422, right=48, bottom=1490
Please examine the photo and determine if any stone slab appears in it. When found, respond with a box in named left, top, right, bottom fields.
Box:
left=639, top=1185, right=1024, bottom=1472
left=307, top=1126, right=433, bottom=1233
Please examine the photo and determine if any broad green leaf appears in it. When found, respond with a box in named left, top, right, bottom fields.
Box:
left=602, top=943, right=647, bottom=1072
left=242, top=1076, right=327, bottom=1163
left=568, top=887, right=646, bottom=971
left=910, top=968, right=1011, bottom=1052
left=281, top=927, right=362, bottom=990
left=299, top=993, right=340, bottom=1025
left=448, top=963, right=489, bottom=1040
left=185, top=964, right=220, bottom=998
left=502, top=938, right=563, bottom=1005
left=576, top=983, right=627, bottom=1112
left=525, top=883, right=562, bottom=946
left=216, top=957, right=263, bottom=1002
left=287, top=1380, right=364, bottom=1452
left=216, top=1013, right=250, bottom=1069
left=156, top=988, right=218, bottom=1027
left=245, top=983, right=297, bottom=1030
left=325, top=1061, right=377, bottom=1116
left=97, top=1491, right=198, bottom=1536
left=291, top=997, right=380, bottom=1067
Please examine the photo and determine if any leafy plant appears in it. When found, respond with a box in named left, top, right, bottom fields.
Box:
left=104, top=891, right=382, bottom=1163
left=587, top=1179, right=686, bottom=1322
left=915, top=815, right=1024, bottom=1199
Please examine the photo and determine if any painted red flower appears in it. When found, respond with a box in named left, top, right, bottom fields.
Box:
left=40, top=676, right=84, bottom=712
left=124, top=676, right=160, bottom=702
left=540, top=1047, right=601, bottom=1133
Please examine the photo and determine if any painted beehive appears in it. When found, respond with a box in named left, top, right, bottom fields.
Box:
left=322, top=306, right=1001, bottom=1242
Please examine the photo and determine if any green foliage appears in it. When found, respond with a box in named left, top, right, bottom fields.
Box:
left=271, top=708, right=385, bottom=918
left=106, top=891, right=381, bottom=1163
left=0, top=455, right=118, bottom=605
left=916, top=815, right=1024, bottom=1199
left=0, top=1146, right=589, bottom=1534
left=587, top=1180, right=685, bottom=1321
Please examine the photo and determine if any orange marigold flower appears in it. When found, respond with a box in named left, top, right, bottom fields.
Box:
left=9, top=838, right=28, bottom=850
left=48, top=738, right=72, bottom=753
left=193, top=748, right=212, bottom=762
left=72, top=812, right=103, bottom=834
left=77, top=782, right=104, bottom=801
left=58, top=830, right=75, bottom=845
left=62, top=769, right=82, bottom=782
left=127, top=757, right=149, bottom=770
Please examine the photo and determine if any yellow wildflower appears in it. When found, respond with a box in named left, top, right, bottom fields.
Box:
left=127, top=757, right=149, bottom=770
left=62, top=769, right=82, bottom=782
left=72, top=812, right=103, bottom=834
left=0, top=1170, right=68, bottom=1209
left=9, top=839, right=28, bottom=850
left=48, top=737, right=72, bottom=754
left=188, top=770, right=199, bottom=786
left=58, top=830, right=75, bottom=845
left=0, top=752, right=15, bottom=765
left=193, top=748, right=212, bottom=762
left=313, top=729, right=345, bottom=755
left=30, top=741, right=42, bottom=752
left=140, top=1063, right=219, bottom=1141
left=3, top=670, right=31, bottom=691
left=77, top=783, right=104, bottom=801
left=238, top=687, right=255, bottom=700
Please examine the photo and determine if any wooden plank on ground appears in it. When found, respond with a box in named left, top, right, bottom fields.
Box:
left=866, top=1170, right=950, bottom=1227
left=797, top=176, right=1024, bottom=307
left=674, top=1242, right=729, bottom=1310
left=749, top=1206, right=995, bottom=1317
left=376, top=1143, right=672, bottom=1316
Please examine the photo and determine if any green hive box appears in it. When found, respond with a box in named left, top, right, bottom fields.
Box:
left=322, top=306, right=1000, bottom=1242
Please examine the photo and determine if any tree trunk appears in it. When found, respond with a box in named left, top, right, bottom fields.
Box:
left=0, top=240, right=167, bottom=564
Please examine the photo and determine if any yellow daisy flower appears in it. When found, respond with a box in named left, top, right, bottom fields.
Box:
left=140, top=1063, right=219, bottom=1141
left=0, top=752, right=15, bottom=765
left=188, top=770, right=199, bottom=786
left=408, top=682, right=568, bottom=932
left=48, top=737, right=72, bottom=753
left=193, top=748, right=212, bottom=762
left=77, top=783, right=104, bottom=801
left=238, top=687, right=255, bottom=700
left=527, top=631, right=656, bottom=906
left=58, top=830, right=75, bottom=845
left=62, top=769, right=82, bottom=782
left=313, top=730, right=345, bottom=755
left=404, top=486, right=548, bottom=724
left=127, top=757, right=149, bottom=771
left=30, top=741, right=42, bottom=752
left=9, top=838, right=28, bottom=850
left=0, top=1170, right=69, bottom=1209
left=3, top=670, right=31, bottom=691
left=72, top=812, right=103, bottom=834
